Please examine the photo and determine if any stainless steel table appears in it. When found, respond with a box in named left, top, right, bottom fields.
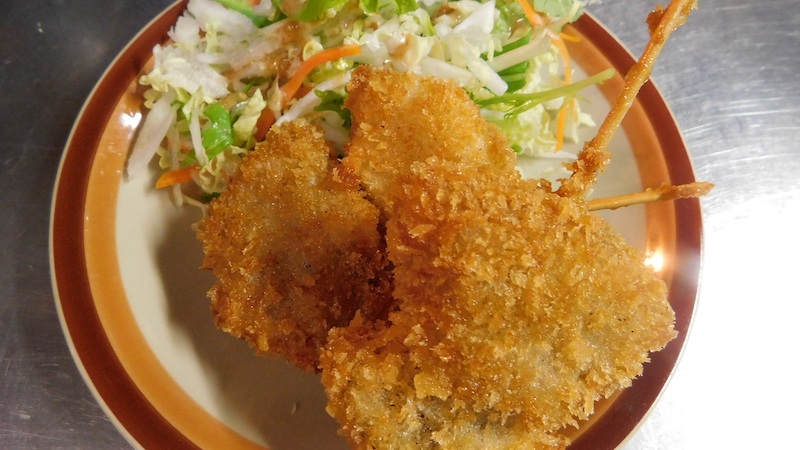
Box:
left=2, top=0, right=798, bottom=448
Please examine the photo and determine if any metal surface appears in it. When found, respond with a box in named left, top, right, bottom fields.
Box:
left=1, top=0, right=798, bottom=448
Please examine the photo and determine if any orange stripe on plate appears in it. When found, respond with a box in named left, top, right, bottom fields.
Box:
left=82, top=76, right=265, bottom=450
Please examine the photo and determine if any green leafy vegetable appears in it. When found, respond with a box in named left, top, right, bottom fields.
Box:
left=212, top=0, right=271, bottom=27
left=499, top=34, right=532, bottom=54
left=286, top=0, right=351, bottom=21
left=201, top=103, right=234, bottom=159
left=495, top=35, right=532, bottom=93
left=314, top=89, right=352, bottom=128
left=359, top=0, right=380, bottom=13
left=476, top=68, right=614, bottom=118
left=359, top=0, right=419, bottom=15
left=394, top=0, right=419, bottom=14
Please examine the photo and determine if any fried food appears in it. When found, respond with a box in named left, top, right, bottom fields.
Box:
left=343, top=66, right=517, bottom=213
left=319, top=68, right=676, bottom=449
left=200, top=0, right=702, bottom=442
left=197, top=120, right=392, bottom=372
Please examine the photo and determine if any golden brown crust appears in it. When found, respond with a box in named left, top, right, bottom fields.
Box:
left=343, top=66, right=516, bottom=214
left=322, top=162, right=676, bottom=449
left=320, top=69, right=676, bottom=449
left=197, top=120, right=392, bottom=372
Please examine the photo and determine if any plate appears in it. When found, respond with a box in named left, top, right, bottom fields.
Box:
left=50, top=1, right=703, bottom=448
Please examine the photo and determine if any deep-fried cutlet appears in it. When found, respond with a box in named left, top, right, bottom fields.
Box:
left=343, top=66, right=517, bottom=213
left=197, top=120, right=391, bottom=372
left=322, top=161, right=676, bottom=449
left=199, top=59, right=683, bottom=449
left=320, top=70, right=677, bottom=449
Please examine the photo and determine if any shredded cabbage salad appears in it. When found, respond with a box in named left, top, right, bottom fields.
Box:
left=127, top=0, right=612, bottom=206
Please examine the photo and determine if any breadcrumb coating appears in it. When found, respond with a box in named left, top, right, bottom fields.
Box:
left=320, top=68, right=676, bottom=449
left=343, top=66, right=516, bottom=214
left=322, top=162, right=676, bottom=449
left=199, top=67, right=678, bottom=448
left=197, top=120, right=392, bottom=372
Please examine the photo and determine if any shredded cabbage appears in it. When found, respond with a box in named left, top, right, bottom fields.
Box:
left=127, top=91, right=176, bottom=178
left=130, top=0, right=601, bottom=207
left=233, top=89, right=267, bottom=144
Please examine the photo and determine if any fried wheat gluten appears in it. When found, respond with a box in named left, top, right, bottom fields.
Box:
left=320, top=69, right=677, bottom=449
left=197, top=120, right=391, bottom=372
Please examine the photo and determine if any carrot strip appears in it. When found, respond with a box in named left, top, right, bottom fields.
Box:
left=155, top=164, right=198, bottom=189
left=254, top=109, right=276, bottom=140
left=295, top=84, right=314, bottom=99
left=555, top=106, right=568, bottom=151
left=253, top=43, right=361, bottom=140
left=280, top=44, right=361, bottom=103
left=516, top=0, right=544, bottom=26
left=559, top=31, right=581, bottom=43
left=551, top=37, right=572, bottom=151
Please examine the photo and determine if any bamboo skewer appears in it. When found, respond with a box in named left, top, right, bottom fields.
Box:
left=557, top=0, right=699, bottom=198
left=587, top=181, right=714, bottom=211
